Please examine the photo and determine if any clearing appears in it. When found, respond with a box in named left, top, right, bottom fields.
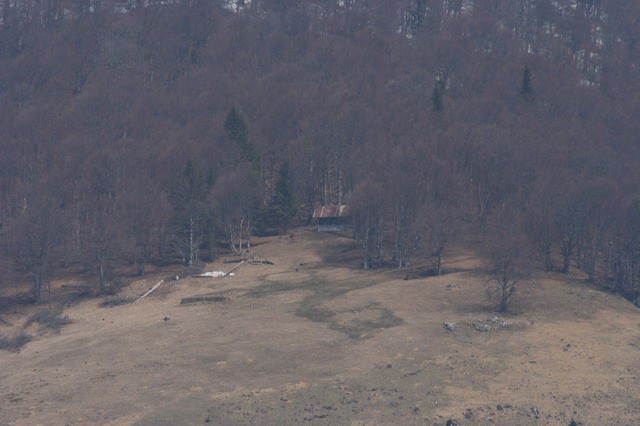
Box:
left=1, top=229, right=639, bottom=425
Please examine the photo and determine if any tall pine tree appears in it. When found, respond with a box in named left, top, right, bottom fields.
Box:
left=432, top=79, right=445, bottom=112
left=521, top=65, right=534, bottom=102
left=224, top=107, right=260, bottom=170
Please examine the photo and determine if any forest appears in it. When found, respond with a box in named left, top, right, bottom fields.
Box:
left=0, top=0, right=639, bottom=308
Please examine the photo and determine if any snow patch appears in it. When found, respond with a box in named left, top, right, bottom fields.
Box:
left=200, top=271, right=234, bottom=277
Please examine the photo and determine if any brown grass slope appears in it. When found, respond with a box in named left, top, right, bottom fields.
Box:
left=1, top=229, right=639, bottom=425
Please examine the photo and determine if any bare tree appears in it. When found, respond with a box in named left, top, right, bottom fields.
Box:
left=80, top=162, right=125, bottom=295
left=120, top=176, right=169, bottom=275
left=10, top=188, right=68, bottom=303
left=417, top=201, right=460, bottom=276
left=415, top=159, right=464, bottom=276
left=214, top=170, right=260, bottom=255
left=169, top=161, right=209, bottom=267
left=486, top=216, right=533, bottom=314
left=351, top=179, right=385, bottom=270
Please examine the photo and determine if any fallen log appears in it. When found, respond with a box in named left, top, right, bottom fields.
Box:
left=223, top=258, right=247, bottom=264
left=225, top=260, right=245, bottom=276
left=132, top=280, right=164, bottom=304
left=248, top=260, right=274, bottom=265
left=99, top=296, right=136, bottom=308
left=180, top=295, right=229, bottom=305
left=60, top=284, right=93, bottom=295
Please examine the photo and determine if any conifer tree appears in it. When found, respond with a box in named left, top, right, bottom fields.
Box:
left=432, top=80, right=445, bottom=112
left=224, top=107, right=260, bottom=170
left=521, top=65, right=534, bottom=101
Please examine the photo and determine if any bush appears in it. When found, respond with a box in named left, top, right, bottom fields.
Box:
left=24, top=306, right=70, bottom=331
left=106, top=277, right=128, bottom=295
left=99, top=295, right=136, bottom=308
left=0, top=333, right=32, bottom=351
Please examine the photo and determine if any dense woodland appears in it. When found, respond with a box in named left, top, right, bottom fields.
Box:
left=1, top=0, right=639, bottom=308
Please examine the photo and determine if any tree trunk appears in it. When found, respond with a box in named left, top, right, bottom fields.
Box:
left=542, top=243, right=553, bottom=271
left=98, top=259, right=106, bottom=295
left=562, top=249, right=571, bottom=273
left=362, top=215, right=371, bottom=270
left=561, top=238, right=573, bottom=273
left=34, top=275, right=44, bottom=303
left=375, top=210, right=383, bottom=265
left=499, top=295, right=508, bottom=313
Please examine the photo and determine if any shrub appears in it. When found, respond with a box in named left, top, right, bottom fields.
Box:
left=99, top=295, right=136, bottom=308
left=24, top=306, right=70, bottom=331
left=0, top=333, right=32, bottom=351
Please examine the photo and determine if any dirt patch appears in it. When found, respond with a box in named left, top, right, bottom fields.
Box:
left=330, top=302, right=405, bottom=339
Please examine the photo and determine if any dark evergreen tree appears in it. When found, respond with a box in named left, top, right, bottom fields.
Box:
left=432, top=80, right=445, bottom=112
left=224, top=107, right=260, bottom=170
left=521, top=65, right=534, bottom=101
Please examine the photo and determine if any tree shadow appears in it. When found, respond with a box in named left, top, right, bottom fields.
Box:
left=248, top=272, right=403, bottom=339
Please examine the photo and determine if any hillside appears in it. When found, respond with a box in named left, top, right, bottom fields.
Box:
left=1, top=230, right=639, bottom=425
left=1, top=0, right=640, bottom=308
left=1, top=3, right=640, bottom=423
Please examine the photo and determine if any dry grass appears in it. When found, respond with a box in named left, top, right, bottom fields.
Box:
left=0, top=228, right=639, bottom=425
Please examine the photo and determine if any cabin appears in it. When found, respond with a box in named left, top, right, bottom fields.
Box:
left=312, top=205, right=350, bottom=232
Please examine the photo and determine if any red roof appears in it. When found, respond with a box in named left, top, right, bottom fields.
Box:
left=312, top=205, right=349, bottom=219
